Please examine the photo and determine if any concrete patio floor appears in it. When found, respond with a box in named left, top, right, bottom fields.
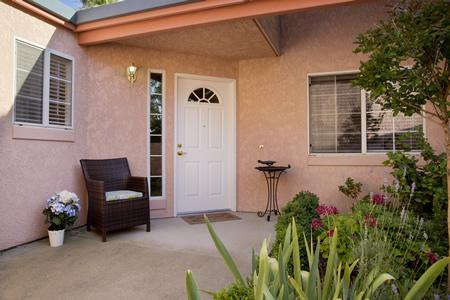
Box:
left=0, top=212, right=275, bottom=299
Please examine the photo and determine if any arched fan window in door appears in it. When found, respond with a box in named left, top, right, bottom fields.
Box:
left=188, top=88, right=220, bottom=104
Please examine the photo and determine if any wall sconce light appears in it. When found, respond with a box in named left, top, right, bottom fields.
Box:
left=127, top=63, right=138, bottom=83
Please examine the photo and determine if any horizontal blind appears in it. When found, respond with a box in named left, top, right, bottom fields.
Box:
left=366, top=98, right=423, bottom=152
left=14, top=41, right=44, bottom=124
left=309, top=74, right=361, bottom=153
left=49, top=54, right=72, bottom=126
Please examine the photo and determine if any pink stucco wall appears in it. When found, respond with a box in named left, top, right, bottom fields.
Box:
left=0, top=1, right=89, bottom=250
left=0, top=2, right=238, bottom=249
left=237, top=1, right=445, bottom=213
left=83, top=43, right=238, bottom=219
left=0, top=1, right=445, bottom=250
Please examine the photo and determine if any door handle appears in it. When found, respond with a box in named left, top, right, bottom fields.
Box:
left=177, top=144, right=185, bottom=156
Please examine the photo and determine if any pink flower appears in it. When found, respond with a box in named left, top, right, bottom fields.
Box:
left=364, top=214, right=377, bottom=227
left=316, top=204, right=338, bottom=216
left=311, top=218, right=324, bottom=230
left=426, top=250, right=438, bottom=264
left=372, top=193, right=385, bottom=205
left=326, top=229, right=335, bottom=237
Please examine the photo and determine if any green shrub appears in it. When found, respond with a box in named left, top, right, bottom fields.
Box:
left=187, top=217, right=450, bottom=300
left=339, top=177, right=363, bottom=200
left=213, top=282, right=253, bottom=300
left=384, top=137, right=447, bottom=214
left=315, top=198, right=446, bottom=297
left=383, top=136, right=448, bottom=257
left=318, top=214, right=359, bottom=261
left=272, top=191, right=319, bottom=269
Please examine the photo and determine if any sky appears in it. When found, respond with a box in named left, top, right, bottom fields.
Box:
left=59, top=0, right=83, bottom=9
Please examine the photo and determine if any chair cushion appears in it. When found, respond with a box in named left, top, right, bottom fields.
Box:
left=105, top=190, right=143, bottom=201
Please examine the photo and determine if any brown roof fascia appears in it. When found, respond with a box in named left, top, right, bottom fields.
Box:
left=6, top=0, right=76, bottom=31
left=75, top=0, right=247, bottom=32
left=77, top=0, right=358, bottom=45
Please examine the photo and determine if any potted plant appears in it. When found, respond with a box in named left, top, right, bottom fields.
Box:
left=43, top=190, right=80, bottom=247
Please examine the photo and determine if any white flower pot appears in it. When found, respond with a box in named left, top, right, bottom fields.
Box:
left=48, top=229, right=65, bottom=247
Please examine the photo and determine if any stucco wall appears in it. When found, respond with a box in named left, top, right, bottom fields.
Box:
left=237, top=1, right=445, bottom=213
left=1, top=0, right=446, bottom=250
left=0, top=2, right=89, bottom=250
left=84, top=43, right=239, bottom=219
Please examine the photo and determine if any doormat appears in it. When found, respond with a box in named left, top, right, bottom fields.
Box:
left=181, top=212, right=241, bottom=225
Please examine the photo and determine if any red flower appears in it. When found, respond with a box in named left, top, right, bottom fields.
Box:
left=326, top=229, right=335, bottom=237
left=311, top=218, right=323, bottom=230
left=316, top=204, right=338, bottom=216
left=364, top=214, right=377, bottom=227
left=372, top=193, right=385, bottom=205
left=426, top=250, right=438, bottom=264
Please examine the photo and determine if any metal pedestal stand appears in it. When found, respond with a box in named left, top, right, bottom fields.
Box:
left=255, top=161, right=290, bottom=221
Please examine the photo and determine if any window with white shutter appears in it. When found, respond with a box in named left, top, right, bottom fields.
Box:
left=49, top=54, right=72, bottom=127
left=309, top=72, right=423, bottom=154
left=14, top=39, right=74, bottom=129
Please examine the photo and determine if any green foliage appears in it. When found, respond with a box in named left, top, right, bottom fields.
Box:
left=383, top=136, right=448, bottom=256
left=317, top=198, right=448, bottom=297
left=81, top=0, right=117, bottom=8
left=339, top=177, right=363, bottom=200
left=353, top=0, right=450, bottom=121
left=272, top=191, right=319, bottom=269
left=384, top=137, right=447, bottom=214
left=353, top=3, right=450, bottom=289
left=186, top=270, right=201, bottom=300
left=205, top=215, right=246, bottom=286
left=186, top=218, right=449, bottom=299
left=213, top=282, right=253, bottom=300
left=318, top=214, right=359, bottom=261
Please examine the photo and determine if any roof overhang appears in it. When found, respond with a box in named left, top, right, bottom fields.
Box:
left=76, top=0, right=358, bottom=45
left=8, top=0, right=359, bottom=46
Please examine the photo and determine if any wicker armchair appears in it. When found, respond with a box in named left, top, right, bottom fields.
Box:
left=80, top=158, right=150, bottom=242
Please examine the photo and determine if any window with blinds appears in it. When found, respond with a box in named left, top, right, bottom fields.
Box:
left=366, top=97, right=423, bottom=152
left=309, top=73, right=423, bottom=154
left=14, top=39, right=73, bottom=128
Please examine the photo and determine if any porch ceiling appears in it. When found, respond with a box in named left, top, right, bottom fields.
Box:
left=115, top=18, right=277, bottom=60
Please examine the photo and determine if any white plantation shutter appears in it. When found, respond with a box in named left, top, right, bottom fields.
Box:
left=49, top=54, right=72, bottom=126
left=309, top=74, right=361, bottom=153
left=14, top=41, right=44, bottom=124
left=14, top=40, right=73, bottom=128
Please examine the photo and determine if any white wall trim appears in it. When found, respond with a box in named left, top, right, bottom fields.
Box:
left=147, top=69, right=166, bottom=206
left=13, top=36, right=75, bottom=130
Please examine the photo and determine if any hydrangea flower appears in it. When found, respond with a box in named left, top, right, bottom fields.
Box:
left=43, top=191, right=80, bottom=230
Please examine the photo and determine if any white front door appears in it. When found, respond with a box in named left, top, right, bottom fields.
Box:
left=175, top=74, right=236, bottom=214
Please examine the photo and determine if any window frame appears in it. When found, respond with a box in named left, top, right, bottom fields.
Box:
left=147, top=69, right=166, bottom=201
left=307, top=70, right=426, bottom=156
left=13, top=37, right=75, bottom=130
